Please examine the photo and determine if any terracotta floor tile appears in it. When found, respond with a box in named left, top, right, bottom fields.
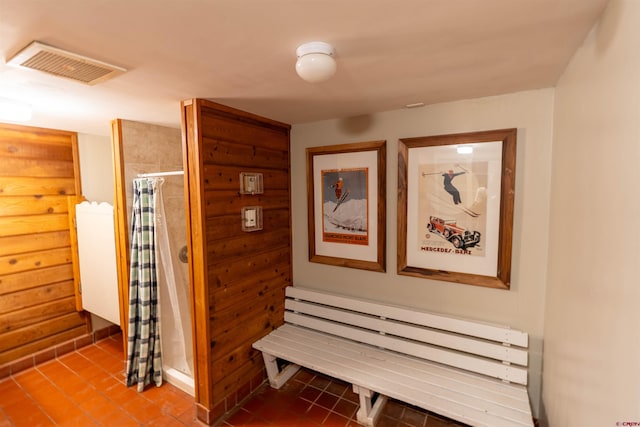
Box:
left=286, top=396, right=313, bottom=416
left=57, top=352, right=92, bottom=371
left=299, top=385, right=322, bottom=403
left=378, top=415, right=403, bottom=427
left=225, top=408, right=254, bottom=425
left=384, top=399, right=406, bottom=419
left=0, top=378, right=26, bottom=407
left=292, top=369, right=314, bottom=384
left=332, top=398, right=358, bottom=419
left=56, top=411, right=99, bottom=427
left=0, top=335, right=470, bottom=427
left=12, top=368, right=48, bottom=389
left=96, top=336, right=124, bottom=354
left=146, top=414, right=192, bottom=426
left=176, top=403, right=200, bottom=425
left=2, top=399, right=55, bottom=426
left=325, top=381, right=348, bottom=397
left=341, top=389, right=359, bottom=404
left=120, top=394, right=165, bottom=422
left=306, top=403, right=331, bottom=424
left=309, top=374, right=332, bottom=391
left=315, top=391, right=340, bottom=411
left=323, top=412, right=350, bottom=427
left=401, top=406, right=428, bottom=427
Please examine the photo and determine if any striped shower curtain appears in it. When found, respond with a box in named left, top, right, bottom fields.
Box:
left=125, top=178, right=163, bottom=392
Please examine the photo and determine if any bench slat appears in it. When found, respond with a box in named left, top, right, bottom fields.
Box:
left=254, top=324, right=533, bottom=427
left=286, top=286, right=528, bottom=347
left=277, top=323, right=530, bottom=408
left=285, top=311, right=528, bottom=385
left=287, top=299, right=528, bottom=366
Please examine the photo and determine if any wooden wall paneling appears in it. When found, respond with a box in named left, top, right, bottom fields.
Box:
left=0, top=214, right=70, bottom=237
left=0, top=280, right=75, bottom=314
left=210, top=352, right=264, bottom=402
left=204, top=209, right=290, bottom=242
left=208, top=247, right=291, bottom=286
left=207, top=228, right=290, bottom=260
left=0, top=310, right=85, bottom=352
left=0, top=325, right=87, bottom=365
left=0, top=176, right=77, bottom=196
left=0, top=125, right=76, bottom=145
left=0, top=123, right=88, bottom=365
left=0, top=157, right=76, bottom=178
left=182, top=99, right=291, bottom=424
left=0, top=138, right=75, bottom=161
left=210, top=300, right=285, bottom=361
left=0, top=231, right=71, bottom=256
left=0, top=264, right=73, bottom=294
left=202, top=165, right=289, bottom=192
left=201, top=138, right=289, bottom=170
left=0, top=297, right=77, bottom=333
left=212, top=266, right=292, bottom=313
left=0, top=195, right=70, bottom=216
left=0, top=247, right=72, bottom=276
left=204, top=190, right=290, bottom=218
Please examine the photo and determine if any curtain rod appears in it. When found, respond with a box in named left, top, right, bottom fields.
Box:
left=137, top=170, right=184, bottom=178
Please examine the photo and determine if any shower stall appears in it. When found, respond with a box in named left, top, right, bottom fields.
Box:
left=112, top=119, right=194, bottom=396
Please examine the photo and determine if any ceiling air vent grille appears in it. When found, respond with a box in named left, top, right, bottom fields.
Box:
left=7, top=41, right=126, bottom=85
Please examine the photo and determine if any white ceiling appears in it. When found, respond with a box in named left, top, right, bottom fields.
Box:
left=0, top=0, right=609, bottom=136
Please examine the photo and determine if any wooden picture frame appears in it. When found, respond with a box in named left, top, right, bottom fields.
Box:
left=398, top=129, right=517, bottom=289
left=307, top=140, right=386, bottom=272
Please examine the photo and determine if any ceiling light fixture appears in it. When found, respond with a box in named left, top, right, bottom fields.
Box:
left=295, top=41, right=336, bottom=83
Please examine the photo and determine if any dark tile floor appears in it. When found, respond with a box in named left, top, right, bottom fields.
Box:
left=0, top=334, right=466, bottom=426
left=224, top=368, right=466, bottom=427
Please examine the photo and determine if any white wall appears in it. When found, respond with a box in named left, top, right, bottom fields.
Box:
left=291, top=88, right=555, bottom=417
left=77, top=133, right=114, bottom=203
left=543, top=0, right=640, bottom=425
left=77, top=132, right=116, bottom=331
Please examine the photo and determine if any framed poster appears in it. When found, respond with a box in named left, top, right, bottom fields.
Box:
left=306, top=140, right=386, bottom=272
left=397, top=129, right=517, bottom=289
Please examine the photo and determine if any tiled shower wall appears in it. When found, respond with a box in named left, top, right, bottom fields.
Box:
left=120, top=120, right=186, bottom=277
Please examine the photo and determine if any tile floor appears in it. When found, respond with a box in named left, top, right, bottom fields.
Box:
left=0, top=334, right=466, bottom=427
left=223, top=369, right=467, bottom=427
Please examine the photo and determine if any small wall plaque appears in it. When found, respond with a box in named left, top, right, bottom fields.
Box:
left=239, top=172, right=264, bottom=195
left=241, top=206, right=263, bottom=232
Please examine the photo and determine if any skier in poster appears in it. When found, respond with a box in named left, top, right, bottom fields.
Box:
left=442, top=169, right=465, bottom=205
left=331, top=177, right=344, bottom=200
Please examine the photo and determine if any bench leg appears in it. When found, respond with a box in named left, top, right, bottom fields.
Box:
left=262, top=353, right=300, bottom=389
left=352, top=384, right=387, bottom=427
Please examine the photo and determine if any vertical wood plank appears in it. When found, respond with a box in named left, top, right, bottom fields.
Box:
left=67, top=195, right=86, bottom=311
left=111, top=119, right=130, bottom=352
left=182, top=99, right=213, bottom=410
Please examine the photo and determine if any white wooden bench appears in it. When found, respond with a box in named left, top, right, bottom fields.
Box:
left=252, top=286, right=533, bottom=427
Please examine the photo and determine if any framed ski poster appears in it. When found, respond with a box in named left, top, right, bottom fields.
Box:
left=397, top=129, right=517, bottom=289
left=306, top=140, right=386, bottom=272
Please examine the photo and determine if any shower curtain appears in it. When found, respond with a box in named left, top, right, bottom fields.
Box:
left=155, top=179, right=192, bottom=378
left=126, top=178, right=163, bottom=392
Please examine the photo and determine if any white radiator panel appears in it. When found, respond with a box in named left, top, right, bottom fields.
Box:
left=75, top=201, right=120, bottom=325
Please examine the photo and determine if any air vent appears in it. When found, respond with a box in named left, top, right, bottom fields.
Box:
left=6, top=41, right=126, bottom=85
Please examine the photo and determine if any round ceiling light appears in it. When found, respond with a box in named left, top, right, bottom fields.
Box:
left=295, top=41, right=336, bottom=83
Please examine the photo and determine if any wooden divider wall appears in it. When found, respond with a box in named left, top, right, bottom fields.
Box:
left=181, top=100, right=291, bottom=424
left=0, top=123, right=88, bottom=365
